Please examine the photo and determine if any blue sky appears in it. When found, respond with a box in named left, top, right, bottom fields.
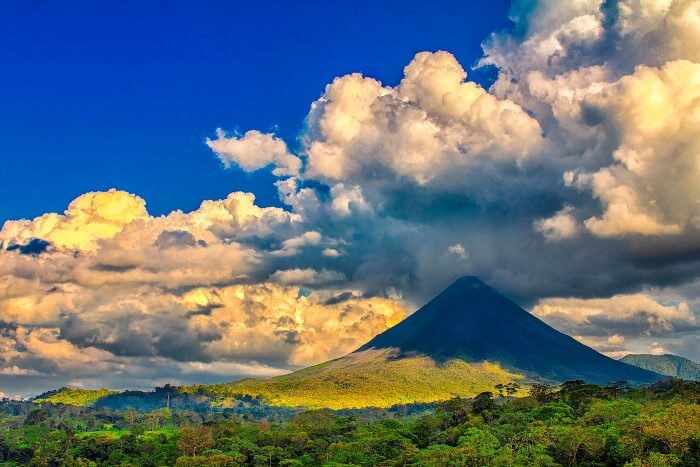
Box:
left=0, top=0, right=510, bottom=223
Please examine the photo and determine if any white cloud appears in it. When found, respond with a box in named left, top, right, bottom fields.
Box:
left=0, top=366, right=40, bottom=376
left=273, top=231, right=322, bottom=257
left=322, top=248, right=342, bottom=257
left=0, top=188, right=403, bottom=385
left=650, top=342, right=669, bottom=355
left=481, top=1, right=700, bottom=239
left=447, top=243, right=468, bottom=260
left=573, top=334, right=627, bottom=357
left=535, top=292, right=699, bottom=359
left=206, top=129, right=301, bottom=176
left=304, top=51, right=543, bottom=185
left=534, top=206, right=580, bottom=241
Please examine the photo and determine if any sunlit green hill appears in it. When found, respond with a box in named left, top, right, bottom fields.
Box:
left=33, top=387, right=118, bottom=406
left=184, top=348, right=527, bottom=409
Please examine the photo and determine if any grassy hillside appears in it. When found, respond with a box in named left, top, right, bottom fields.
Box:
left=33, top=387, right=119, bottom=406
left=184, top=348, right=528, bottom=409
left=621, top=354, right=700, bottom=381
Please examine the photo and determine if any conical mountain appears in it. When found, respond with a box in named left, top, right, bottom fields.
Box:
left=358, top=276, right=660, bottom=384
left=215, top=276, right=662, bottom=409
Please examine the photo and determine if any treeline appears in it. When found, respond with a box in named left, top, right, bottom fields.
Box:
left=1, top=379, right=699, bottom=466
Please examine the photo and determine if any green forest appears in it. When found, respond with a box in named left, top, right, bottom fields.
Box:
left=1, top=379, right=699, bottom=466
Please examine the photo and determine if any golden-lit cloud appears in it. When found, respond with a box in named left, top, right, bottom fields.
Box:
left=0, top=189, right=148, bottom=251
left=0, top=189, right=406, bottom=383
left=576, top=60, right=700, bottom=236
left=185, top=283, right=405, bottom=367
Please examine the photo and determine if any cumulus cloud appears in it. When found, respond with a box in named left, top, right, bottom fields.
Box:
left=0, top=175, right=414, bottom=390
left=0, top=189, right=148, bottom=252
left=481, top=0, right=700, bottom=240
left=273, top=231, right=323, bottom=257
left=186, top=283, right=405, bottom=366
left=304, top=51, right=543, bottom=185
left=576, top=60, right=700, bottom=237
left=322, top=248, right=342, bottom=257
left=447, top=243, right=468, bottom=260
left=206, top=129, right=301, bottom=176
left=0, top=188, right=403, bottom=390
left=534, top=206, right=580, bottom=241
left=0, top=366, right=40, bottom=376
left=533, top=290, right=700, bottom=358
left=533, top=293, right=698, bottom=342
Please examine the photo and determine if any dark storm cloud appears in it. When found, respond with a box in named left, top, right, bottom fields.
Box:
left=57, top=311, right=220, bottom=362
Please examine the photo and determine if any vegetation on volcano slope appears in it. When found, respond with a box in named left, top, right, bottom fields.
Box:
left=1, top=380, right=699, bottom=466
left=183, top=349, right=529, bottom=409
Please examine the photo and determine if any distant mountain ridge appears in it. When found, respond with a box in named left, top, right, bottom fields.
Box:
left=621, top=354, right=700, bottom=381
left=358, top=276, right=661, bottom=384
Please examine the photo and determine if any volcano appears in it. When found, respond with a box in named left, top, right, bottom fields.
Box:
left=219, top=276, right=662, bottom=409
left=358, top=276, right=661, bottom=384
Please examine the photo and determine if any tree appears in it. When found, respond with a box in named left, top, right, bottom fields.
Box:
left=529, top=384, right=555, bottom=403
left=122, top=408, right=137, bottom=429
left=175, top=453, right=235, bottom=466
left=438, top=397, right=473, bottom=426
left=146, top=409, right=168, bottom=431
left=458, top=427, right=502, bottom=465
left=554, top=426, right=606, bottom=466
left=642, top=402, right=700, bottom=454
left=472, top=392, right=497, bottom=420
left=177, top=425, right=214, bottom=457
left=494, top=384, right=506, bottom=398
